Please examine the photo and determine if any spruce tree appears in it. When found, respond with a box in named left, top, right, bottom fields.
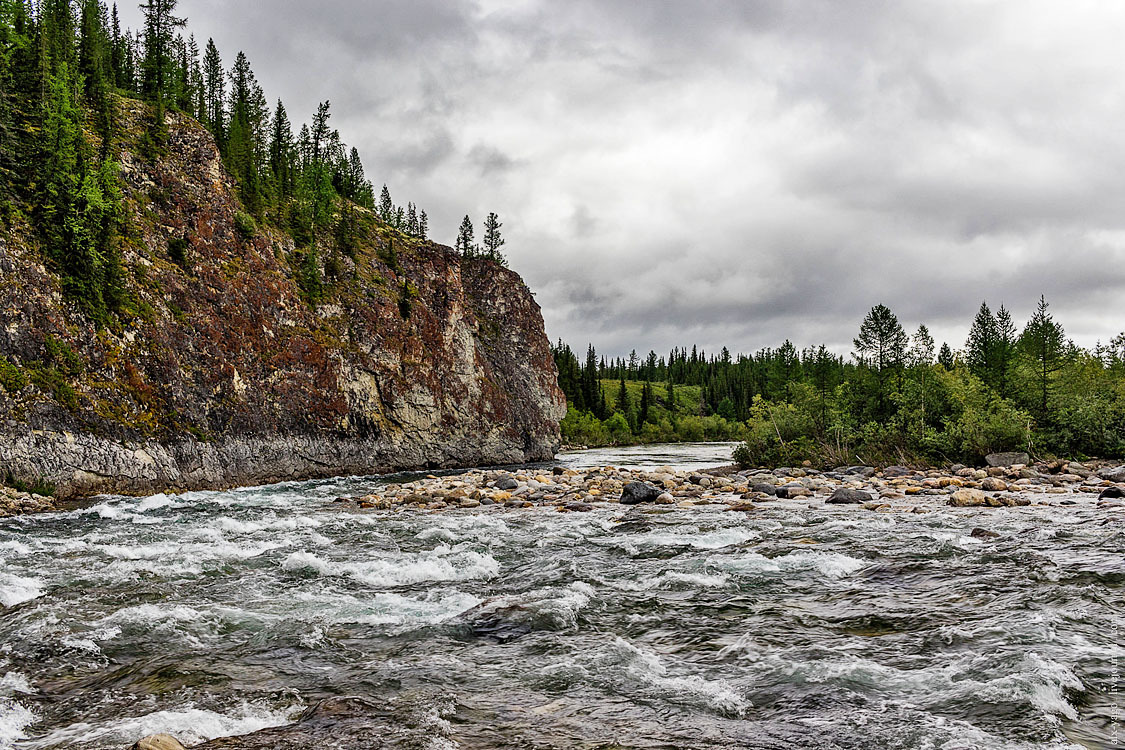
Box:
left=418, top=210, right=429, bottom=240
left=482, top=211, right=505, bottom=262
left=965, top=301, right=997, bottom=385
left=378, top=184, right=393, bottom=221
left=456, top=215, right=475, bottom=257
left=853, top=304, right=907, bottom=418
left=139, top=0, right=185, bottom=126
left=1019, top=295, right=1067, bottom=419
left=201, top=37, right=224, bottom=140
left=938, top=342, right=955, bottom=369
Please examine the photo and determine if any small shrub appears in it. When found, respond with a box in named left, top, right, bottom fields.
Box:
left=234, top=211, right=257, bottom=240
left=44, top=335, right=82, bottom=377
left=4, top=472, right=55, bottom=498
left=28, top=365, right=79, bottom=411
left=168, top=235, right=190, bottom=269
left=398, top=279, right=417, bottom=319
left=0, top=358, right=28, bottom=394
left=295, top=249, right=323, bottom=305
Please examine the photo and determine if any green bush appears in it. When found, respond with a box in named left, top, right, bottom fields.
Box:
left=44, top=335, right=82, bottom=376
left=3, top=472, right=55, bottom=498
left=234, top=211, right=257, bottom=239
left=0, top=358, right=28, bottom=394
left=28, top=365, right=78, bottom=411
left=168, top=235, right=190, bottom=269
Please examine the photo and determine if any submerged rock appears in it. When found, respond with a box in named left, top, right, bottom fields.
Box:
left=131, top=736, right=187, bottom=750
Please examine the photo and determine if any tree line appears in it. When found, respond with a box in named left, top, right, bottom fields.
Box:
left=552, top=297, right=1125, bottom=464
left=0, top=0, right=468, bottom=320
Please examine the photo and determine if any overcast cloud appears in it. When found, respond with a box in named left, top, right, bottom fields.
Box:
left=120, top=0, right=1125, bottom=357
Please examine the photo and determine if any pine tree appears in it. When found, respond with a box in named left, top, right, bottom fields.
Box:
left=406, top=202, right=418, bottom=236
left=994, top=304, right=1018, bottom=397
left=853, top=304, right=908, bottom=418
left=139, top=0, right=185, bottom=126
left=378, top=184, right=393, bottom=221
left=639, top=380, right=652, bottom=427
left=418, top=209, right=428, bottom=240
left=938, top=342, right=955, bottom=369
left=456, top=215, right=475, bottom=257
left=201, top=38, right=223, bottom=141
left=268, top=99, right=292, bottom=200
left=1019, top=295, right=1067, bottom=420
left=965, top=301, right=997, bottom=385
left=482, top=211, right=505, bottom=262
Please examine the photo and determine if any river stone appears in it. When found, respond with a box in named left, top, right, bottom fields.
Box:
left=776, top=484, right=810, bottom=499
left=985, top=452, right=1029, bottom=468
left=949, top=488, right=988, bottom=507
left=970, top=527, right=1000, bottom=539
left=620, top=481, right=663, bottom=505
left=493, top=475, right=519, bottom=490
left=1097, top=466, right=1125, bottom=483
left=655, top=492, right=675, bottom=504
left=750, top=482, right=777, bottom=496
left=1099, top=486, right=1125, bottom=500
left=131, top=736, right=187, bottom=750
left=845, top=466, right=876, bottom=478
left=827, top=487, right=873, bottom=505
left=981, top=477, right=1008, bottom=492
left=882, top=465, right=912, bottom=478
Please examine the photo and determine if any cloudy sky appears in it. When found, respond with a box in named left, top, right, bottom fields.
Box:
left=121, top=0, right=1125, bottom=358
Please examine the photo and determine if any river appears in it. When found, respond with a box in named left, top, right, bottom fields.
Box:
left=0, top=443, right=1121, bottom=749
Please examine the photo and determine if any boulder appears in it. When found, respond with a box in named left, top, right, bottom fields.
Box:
left=620, top=481, right=663, bottom=505
left=882, top=466, right=912, bottom=478
left=985, top=452, right=1029, bottom=468
left=845, top=466, right=876, bottom=478
left=776, top=484, right=811, bottom=499
left=1098, top=486, right=1125, bottom=501
left=493, top=475, right=519, bottom=491
left=981, top=477, right=1008, bottom=492
left=827, top=487, right=874, bottom=505
left=750, top=482, right=777, bottom=496
left=949, top=488, right=988, bottom=507
left=131, top=736, right=187, bottom=750
left=1097, top=466, right=1125, bottom=483
left=970, top=527, right=1000, bottom=539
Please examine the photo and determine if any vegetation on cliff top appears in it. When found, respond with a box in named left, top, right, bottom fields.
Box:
left=554, top=298, right=1125, bottom=466
left=0, top=0, right=509, bottom=320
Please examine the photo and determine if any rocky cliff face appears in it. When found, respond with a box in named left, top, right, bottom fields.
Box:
left=0, top=102, right=565, bottom=498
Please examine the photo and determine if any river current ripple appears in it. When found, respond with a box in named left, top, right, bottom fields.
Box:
left=0, top=444, right=1122, bottom=749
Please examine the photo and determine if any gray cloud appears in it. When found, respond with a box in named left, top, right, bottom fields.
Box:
left=119, top=1, right=1125, bottom=357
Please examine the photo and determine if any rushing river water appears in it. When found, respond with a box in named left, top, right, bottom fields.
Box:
left=1, top=444, right=1123, bottom=749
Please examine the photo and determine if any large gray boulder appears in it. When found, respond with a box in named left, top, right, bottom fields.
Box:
left=827, top=487, right=873, bottom=505
left=1097, top=466, right=1125, bottom=483
left=985, top=452, right=1029, bottom=468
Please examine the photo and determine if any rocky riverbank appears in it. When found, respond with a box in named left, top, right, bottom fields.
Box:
left=0, top=486, right=59, bottom=518
left=331, top=454, right=1125, bottom=515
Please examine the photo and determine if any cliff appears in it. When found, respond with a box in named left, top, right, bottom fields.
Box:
left=0, top=101, right=565, bottom=498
